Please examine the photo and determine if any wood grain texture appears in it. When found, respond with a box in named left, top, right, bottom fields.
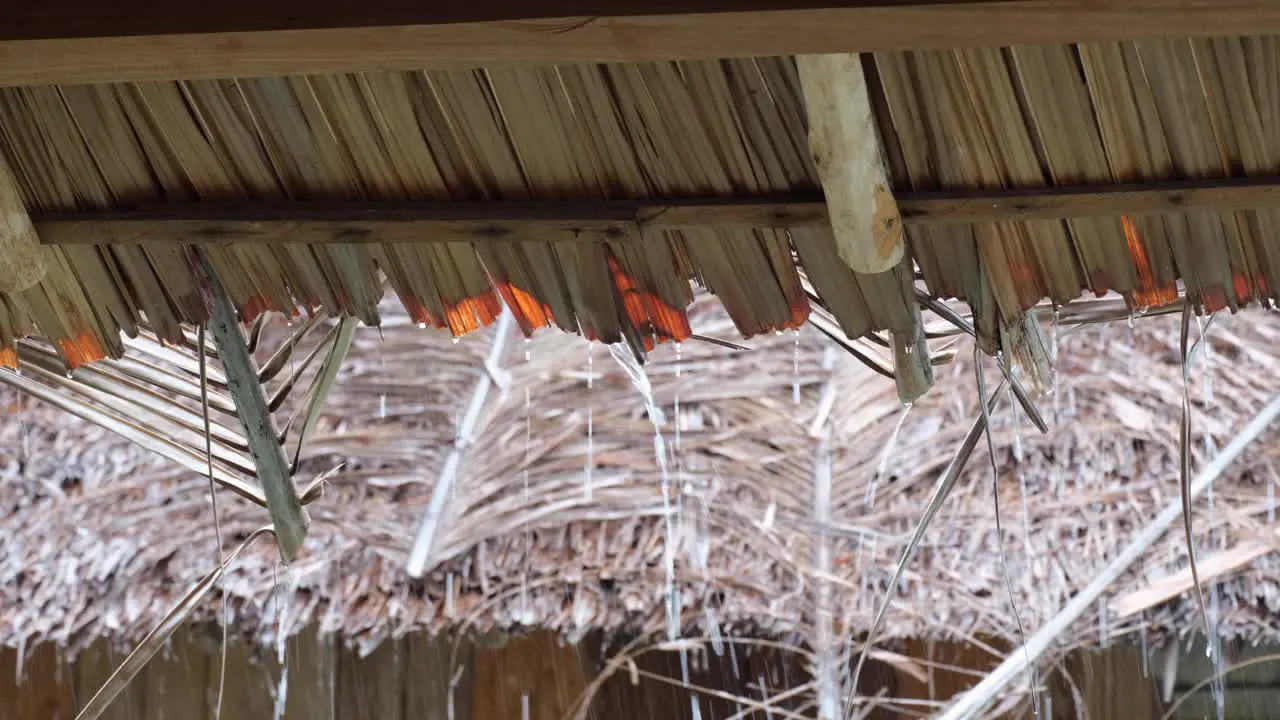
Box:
left=32, top=177, right=1280, bottom=249
left=2, top=1, right=1280, bottom=86
left=797, top=53, right=904, bottom=273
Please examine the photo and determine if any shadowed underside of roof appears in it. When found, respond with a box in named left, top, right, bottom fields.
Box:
left=4, top=36, right=1280, bottom=399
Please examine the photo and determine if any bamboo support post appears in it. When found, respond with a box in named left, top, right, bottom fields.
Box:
left=797, top=53, right=904, bottom=274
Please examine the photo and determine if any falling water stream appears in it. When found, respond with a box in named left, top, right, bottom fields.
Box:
left=521, top=339, right=533, bottom=623
left=607, top=343, right=679, bottom=643
left=585, top=340, right=595, bottom=500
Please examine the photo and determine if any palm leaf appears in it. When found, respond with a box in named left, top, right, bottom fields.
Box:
left=74, top=527, right=276, bottom=720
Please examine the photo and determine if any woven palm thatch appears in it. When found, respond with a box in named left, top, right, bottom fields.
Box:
left=4, top=296, right=1279, bottom=680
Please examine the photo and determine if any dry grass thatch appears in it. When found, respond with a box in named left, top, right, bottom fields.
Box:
left=4, top=295, right=1280, bottom=685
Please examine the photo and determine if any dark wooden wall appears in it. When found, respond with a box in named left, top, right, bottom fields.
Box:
left=4, top=626, right=1265, bottom=719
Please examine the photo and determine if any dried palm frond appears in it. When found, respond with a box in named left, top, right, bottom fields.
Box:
left=0, top=282, right=357, bottom=557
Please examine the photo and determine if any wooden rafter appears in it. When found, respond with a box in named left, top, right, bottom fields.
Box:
left=30, top=176, right=1280, bottom=247
left=0, top=1, right=1275, bottom=86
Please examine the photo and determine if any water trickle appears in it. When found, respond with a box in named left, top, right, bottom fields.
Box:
left=681, top=648, right=703, bottom=720
left=607, top=343, right=678, bottom=639
left=1269, top=477, right=1276, bottom=524
left=272, top=671, right=288, bottom=720
left=758, top=672, right=776, bottom=720
left=445, top=572, right=456, bottom=618
left=1098, top=600, right=1110, bottom=648
left=522, top=341, right=533, bottom=621
left=728, top=641, right=741, bottom=680
left=1051, top=308, right=1061, bottom=424
left=704, top=605, right=725, bottom=656
left=869, top=403, right=912, bottom=506
left=1140, top=622, right=1150, bottom=678
left=378, top=336, right=388, bottom=418
left=674, top=342, right=683, bottom=456
left=521, top=693, right=530, bottom=720
left=1208, top=588, right=1226, bottom=720
left=792, top=329, right=801, bottom=405
left=585, top=340, right=595, bottom=501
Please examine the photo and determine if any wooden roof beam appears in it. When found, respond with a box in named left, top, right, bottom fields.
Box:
left=0, top=1, right=1277, bottom=86
left=32, top=176, right=1280, bottom=247
left=797, top=53, right=904, bottom=274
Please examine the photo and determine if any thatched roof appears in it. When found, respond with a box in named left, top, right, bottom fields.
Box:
left=7, top=36, right=1280, bottom=404
left=5, top=297, right=1278, bottom=668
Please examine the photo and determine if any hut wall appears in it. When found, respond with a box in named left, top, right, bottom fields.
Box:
left=7, top=626, right=1265, bottom=718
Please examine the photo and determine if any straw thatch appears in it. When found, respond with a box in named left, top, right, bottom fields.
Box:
left=8, top=40, right=1280, bottom=402
left=4, top=294, right=1279, bottom=675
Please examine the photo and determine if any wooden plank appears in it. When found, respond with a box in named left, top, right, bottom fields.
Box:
left=2, top=1, right=1280, bottom=86
left=797, top=53, right=904, bottom=273
left=32, top=176, right=1280, bottom=249
left=471, top=632, right=590, bottom=720
left=403, top=632, right=473, bottom=720
left=0, top=643, right=74, bottom=720
left=336, top=638, right=404, bottom=720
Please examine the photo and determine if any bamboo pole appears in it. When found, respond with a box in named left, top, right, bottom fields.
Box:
left=0, top=154, right=44, bottom=294
left=796, top=53, right=904, bottom=274
left=936, top=394, right=1280, bottom=720
left=407, top=308, right=515, bottom=578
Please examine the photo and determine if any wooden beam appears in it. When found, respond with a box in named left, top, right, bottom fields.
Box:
left=0, top=154, right=44, bottom=293
left=797, top=53, right=904, bottom=273
left=1, top=1, right=1279, bottom=86
left=32, top=197, right=830, bottom=247
left=896, top=176, right=1280, bottom=223
left=31, top=177, right=1280, bottom=248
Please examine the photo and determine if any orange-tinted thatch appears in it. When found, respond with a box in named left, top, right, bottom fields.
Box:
left=1123, top=217, right=1178, bottom=310
left=57, top=332, right=107, bottom=369
left=607, top=255, right=691, bottom=351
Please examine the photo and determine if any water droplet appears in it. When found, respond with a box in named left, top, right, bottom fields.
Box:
left=416, top=322, right=427, bottom=329
left=452, top=337, right=460, bottom=344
